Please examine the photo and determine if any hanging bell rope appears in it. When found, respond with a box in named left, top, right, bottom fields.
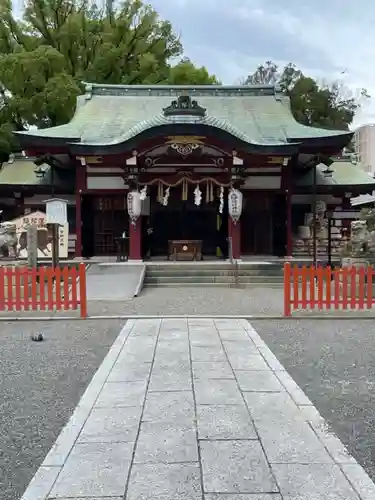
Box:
left=182, top=179, right=188, bottom=200
left=210, top=181, right=214, bottom=202
left=219, top=186, right=224, bottom=214
left=157, top=181, right=163, bottom=203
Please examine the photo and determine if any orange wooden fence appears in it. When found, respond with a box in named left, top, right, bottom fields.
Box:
left=284, top=262, right=374, bottom=316
left=0, top=263, right=87, bottom=318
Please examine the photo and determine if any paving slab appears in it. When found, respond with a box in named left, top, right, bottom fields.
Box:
left=20, top=317, right=375, bottom=500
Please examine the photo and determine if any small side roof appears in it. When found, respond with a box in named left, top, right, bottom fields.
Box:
left=0, top=159, right=74, bottom=189
left=295, top=159, right=375, bottom=189
left=351, top=192, right=375, bottom=206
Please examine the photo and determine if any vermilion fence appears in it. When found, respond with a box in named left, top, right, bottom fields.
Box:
left=0, top=263, right=87, bottom=318
left=284, top=262, right=374, bottom=316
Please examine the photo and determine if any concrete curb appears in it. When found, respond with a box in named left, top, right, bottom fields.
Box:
left=134, top=264, right=146, bottom=297
left=1, top=313, right=375, bottom=321
left=240, top=319, right=375, bottom=500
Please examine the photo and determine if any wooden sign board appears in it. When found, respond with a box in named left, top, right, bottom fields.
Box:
left=11, top=211, right=69, bottom=259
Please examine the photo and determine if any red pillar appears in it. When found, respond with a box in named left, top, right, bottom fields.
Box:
left=16, top=194, right=24, bottom=217
left=75, top=165, right=85, bottom=258
left=129, top=217, right=142, bottom=260
left=286, top=188, right=292, bottom=257
left=228, top=217, right=241, bottom=259
left=283, top=157, right=293, bottom=258
left=75, top=193, right=82, bottom=257
left=342, top=195, right=351, bottom=238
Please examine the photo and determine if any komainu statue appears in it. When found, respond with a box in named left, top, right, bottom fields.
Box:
left=350, top=220, right=369, bottom=256
left=0, top=222, right=18, bottom=258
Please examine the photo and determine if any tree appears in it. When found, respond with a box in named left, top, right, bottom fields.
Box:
left=244, top=61, right=368, bottom=130
left=0, top=46, right=80, bottom=128
left=167, top=58, right=220, bottom=85
left=0, top=0, right=218, bottom=159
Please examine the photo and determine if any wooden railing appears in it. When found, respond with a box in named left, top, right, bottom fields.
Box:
left=284, top=262, right=374, bottom=316
left=0, top=263, right=87, bottom=317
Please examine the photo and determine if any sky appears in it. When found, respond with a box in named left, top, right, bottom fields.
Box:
left=148, top=0, right=375, bottom=128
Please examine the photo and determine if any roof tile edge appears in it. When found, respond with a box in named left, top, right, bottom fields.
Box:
left=81, top=81, right=280, bottom=97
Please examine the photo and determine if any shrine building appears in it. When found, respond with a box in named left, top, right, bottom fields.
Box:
left=7, top=83, right=375, bottom=261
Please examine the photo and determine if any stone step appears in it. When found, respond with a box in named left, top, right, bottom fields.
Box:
left=144, top=275, right=284, bottom=284
left=237, top=276, right=283, bottom=283
left=146, top=269, right=284, bottom=277
left=145, top=276, right=235, bottom=284
left=146, top=263, right=284, bottom=271
left=144, top=282, right=233, bottom=287
left=143, top=282, right=284, bottom=288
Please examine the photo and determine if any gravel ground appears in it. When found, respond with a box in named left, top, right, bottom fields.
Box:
left=0, top=319, right=124, bottom=500
left=89, top=286, right=286, bottom=316
left=0, top=286, right=284, bottom=319
left=252, top=319, right=375, bottom=481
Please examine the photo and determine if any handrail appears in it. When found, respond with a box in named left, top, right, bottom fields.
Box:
left=234, top=259, right=239, bottom=287
left=227, top=236, right=238, bottom=287
left=228, top=236, right=233, bottom=263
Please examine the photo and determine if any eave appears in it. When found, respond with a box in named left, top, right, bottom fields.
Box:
left=69, top=124, right=301, bottom=156
left=289, top=131, right=353, bottom=153
left=14, top=132, right=79, bottom=150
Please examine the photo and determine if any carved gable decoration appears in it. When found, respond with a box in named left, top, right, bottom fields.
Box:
left=163, top=95, right=206, bottom=118
left=165, top=136, right=204, bottom=158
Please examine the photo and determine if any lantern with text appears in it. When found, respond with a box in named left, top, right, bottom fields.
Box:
left=127, top=191, right=142, bottom=225
left=228, top=188, right=243, bottom=224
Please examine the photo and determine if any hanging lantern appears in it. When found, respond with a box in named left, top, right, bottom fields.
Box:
left=228, top=188, right=243, bottom=224
left=127, top=191, right=142, bottom=225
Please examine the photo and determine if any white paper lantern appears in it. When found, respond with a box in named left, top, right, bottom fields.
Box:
left=127, top=191, right=142, bottom=224
left=228, top=188, right=243, bottom=224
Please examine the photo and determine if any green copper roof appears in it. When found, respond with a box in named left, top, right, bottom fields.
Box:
left=0, top=159, right=73, bottom=188
left=296, top=160, right=375, bottom=188
left=16, top=84, right=351, bottom=147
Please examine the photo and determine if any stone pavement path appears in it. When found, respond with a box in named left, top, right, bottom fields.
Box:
left=22, top=318, right=375, bottom=499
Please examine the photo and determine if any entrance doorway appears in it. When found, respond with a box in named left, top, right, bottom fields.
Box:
left=272, top=195, right=287, bottom=256
left=241, top=194, right=272, bottom=255
left=149, top=190, right=222, bottom=258
left=81, top=195, right=94, bottom=257
left=82, top=195, right=128, bottom=256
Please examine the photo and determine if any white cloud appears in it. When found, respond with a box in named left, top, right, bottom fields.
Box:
left=149, top=0, right=375, bottom=126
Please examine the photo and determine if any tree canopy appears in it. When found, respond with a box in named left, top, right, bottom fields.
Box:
left=243, top=61, right=369, bottom=131
left=0, top=0, right=219, bottom=159
left=0, top=4, right=369, bottom=163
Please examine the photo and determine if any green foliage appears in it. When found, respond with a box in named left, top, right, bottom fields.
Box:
left=0, top=46, right=80, bottom=127
left=167, top=58, right=220, bottom=85
left=0, top=0, right=218, bottom=159
left=244, top=61, right=368, bottom=130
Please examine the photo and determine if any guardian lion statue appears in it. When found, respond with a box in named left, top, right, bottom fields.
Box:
left=350, top=220, right=369, bottom=256
left=0, top=222, right=18, bottom=258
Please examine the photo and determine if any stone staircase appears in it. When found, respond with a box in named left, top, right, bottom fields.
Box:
left=143, top=262, right=285, bottom=288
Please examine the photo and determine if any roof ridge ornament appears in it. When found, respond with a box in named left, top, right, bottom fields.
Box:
left=163, top=95, right=206, bottom=118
